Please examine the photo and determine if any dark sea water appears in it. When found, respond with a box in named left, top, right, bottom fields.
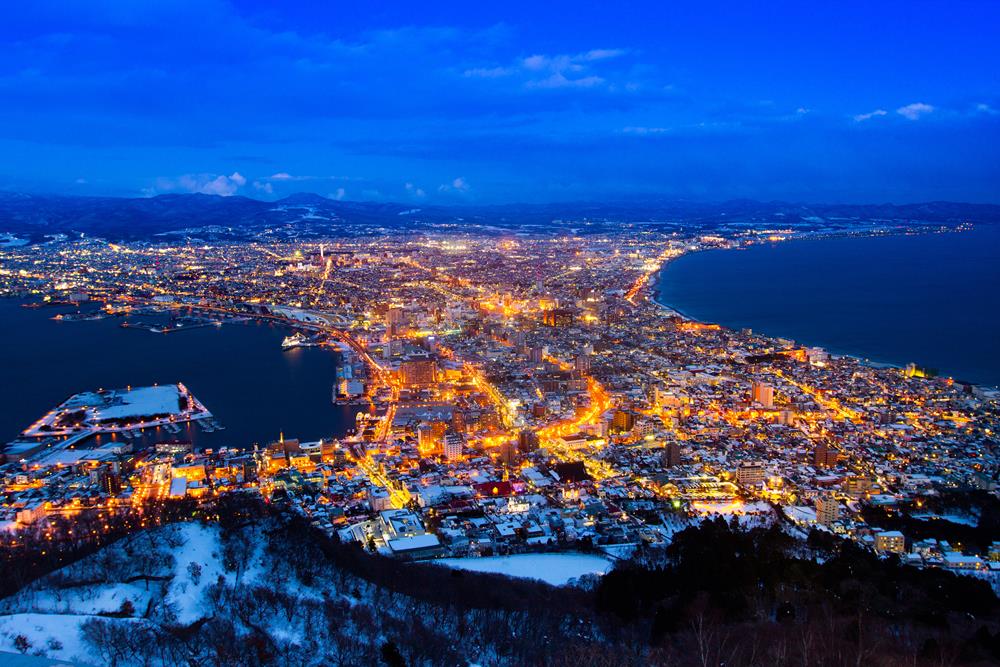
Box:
left=0, top=301, right=363, bottom=448
left=657, top=226, right=1000, bottom=386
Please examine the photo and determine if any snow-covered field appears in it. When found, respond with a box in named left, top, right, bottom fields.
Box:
left=0, top=612, right=107, bottom=664
left=784, top=506, right=817, bottom=524
left=94, top=386, right=182, bottom=421
left=433, top=553, right=613, bottom=586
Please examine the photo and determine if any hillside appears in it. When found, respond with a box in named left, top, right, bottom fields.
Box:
left=2, top=513, right=1000, bottom=666
left=0, top=516, right=605, bottom=666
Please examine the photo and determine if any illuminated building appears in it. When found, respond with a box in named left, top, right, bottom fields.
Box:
left=416, top=423, right=434, bottom=450
left=874, top=530, right=906, bottom=555
left=498, top=440, right=519, bottom=466
left=814, top=493, right=840, bottom=526
left=400, top=356, right=437, bottom=386
left=386, top=306, right=406, bottom=335
left=736, top=462, right=765, bottom=487
left=661, top=441, right=682, bottom=467
left=611, top=409, right=637, bottom=433
left=542, top=308, right=575, bottom=327
left=751, top=381, right=774, bottom=409
left=844, top=476, right=874, bottom=497
left=443, top=430, right=464, bottom=461
left=518, top=429, right=539, bottom=453
left=813, top=443, right=839, bottom=468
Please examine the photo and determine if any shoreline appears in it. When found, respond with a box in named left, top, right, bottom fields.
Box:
left=646, top=229, right=995, bottom=388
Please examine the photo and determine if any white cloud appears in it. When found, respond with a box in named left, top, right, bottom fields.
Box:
left=269, top=172, right=293, bottom=180
left=521, top=54, right=558, bottom=71
left=438, top=177, right=470, bottom=193
left=976, top=103, right=998, bottom=116
left=333, top=187, right=346, bottom=200
left=463, top=66, right=511, bottom=78
left=153, top=172, right=247, bottom=196
left=405, top=182, right=426, bottom=197
left=622, top=126, right=669, bottom=135
left=467, top=48, right=625, bottom=90
left=253, top=181, right=273, bottom=194
left=527, top=73, right=604, bottom=89
left=896, top=102, right=934, bottom=120
left=853, top=109, right=888, bottom=122
left=581, top=48, right=626, bottom=61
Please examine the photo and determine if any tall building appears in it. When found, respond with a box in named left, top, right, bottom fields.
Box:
left=443, top=430, right=464, bottom=461
left=400, top=357, right=437, bottom=386
left=611, top=409, right=638, bottom=433
left=813, top=443, right=839, bottom=468
left=498, top=440, right=519, bottom=467
left=662, top=441, right=682, bottom=467
left=386, top=306, right=405, bottom=334
left=417, top=423, right=436, bottom=451
left=574, top=354, right=592, bottom=372
left=518, top=429, right=539, bottom=453
left=815, top=493, right=840, bottom=526
left=542, top=308, right=575, bottom=327
left=382, top=338, right=399, bottom=359
left=751, top=381, right=774, bottom=409
left=736, top=462, right=765, bottom=487
left=451, top=410, right=466, bottom=434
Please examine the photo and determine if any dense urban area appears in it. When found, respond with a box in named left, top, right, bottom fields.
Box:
left=1, top=205, right=999, bottom=665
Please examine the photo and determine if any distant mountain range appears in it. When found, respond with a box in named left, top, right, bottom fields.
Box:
left=1, top=191, right=998, bottom=240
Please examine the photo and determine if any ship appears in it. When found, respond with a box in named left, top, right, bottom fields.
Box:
left=281, top=332, right=320, bottom=350
left=51, top=311, right=108, bottom=322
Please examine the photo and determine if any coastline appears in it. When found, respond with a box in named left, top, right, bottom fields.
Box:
left=646, top=229, right=994, bottom=387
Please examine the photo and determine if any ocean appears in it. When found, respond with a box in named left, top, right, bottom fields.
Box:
left=0, top=300, right=363, bottom=448
left=656, top=225, right=1000, bottom=386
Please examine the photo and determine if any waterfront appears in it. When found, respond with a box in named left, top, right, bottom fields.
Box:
left=0, top=300, right=363, bottom=448
left=657, top=226, right=1000, bottom=386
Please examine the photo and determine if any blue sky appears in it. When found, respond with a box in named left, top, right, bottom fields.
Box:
left=2, top=1, right=998, bottom=203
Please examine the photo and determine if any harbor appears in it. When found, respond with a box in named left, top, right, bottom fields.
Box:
left=0, top=300, right=365, bottom=451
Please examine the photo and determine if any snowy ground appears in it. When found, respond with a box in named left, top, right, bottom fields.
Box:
left=165, top=523, right=228, bottom=625
left=784, top=506, right=817, bottom=525
left=95, top=386, right=183, bottom=421
left=0, top=522, right=268, bottom=663
left=433, top=553, right=613, bottom=586
left=691, top=500, right=771, bottom=515
left=0, top=611, right=133, bottom=665
left=913, top=513, right=979, bottom=527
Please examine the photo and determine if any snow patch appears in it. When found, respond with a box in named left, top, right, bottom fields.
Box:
left=433, top=553, right=613, bottom=586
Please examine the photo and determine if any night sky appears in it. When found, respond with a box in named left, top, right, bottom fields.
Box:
left=2, top=1, right=998, bottom=203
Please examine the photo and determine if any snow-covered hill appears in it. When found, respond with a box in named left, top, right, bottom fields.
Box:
left=0, top=519, right=608, bottom=666
left=0, top=522, right=266, bottom=664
